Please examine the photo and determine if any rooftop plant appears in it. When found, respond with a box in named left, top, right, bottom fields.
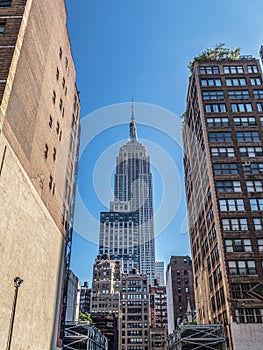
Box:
left=188, top=43, right=240, bottom=72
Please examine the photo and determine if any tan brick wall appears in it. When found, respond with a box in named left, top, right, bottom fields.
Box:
left=2, top=0, right=80, bottom=235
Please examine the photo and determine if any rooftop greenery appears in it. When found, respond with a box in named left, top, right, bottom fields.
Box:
left=188, top=43, right=241, bottom=72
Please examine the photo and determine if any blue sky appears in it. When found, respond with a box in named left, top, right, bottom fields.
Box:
left=65, top=0, right=263, bottom=284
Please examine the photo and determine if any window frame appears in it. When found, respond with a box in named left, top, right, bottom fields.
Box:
left=236, top=131, right=260, bottom=142
left=226, top=78, right=247, bottom=86
left=199, top=66, right=220, bottom=75
left=221, top=218, right=248, bottom=231
left=206, top=117, right=229, bottom=127
left=231, top=103, right=253, bottom=112
left=233, top=116, right=256, bottom=126
left=205, top=103, right=227, bottom=113
left=213, top=163, right=238, bottom=175
left=228, top=90, right=250, bottom=100
left=211, top=147, right=235, bottom=158
left=223, top=65, right=244, bottom=74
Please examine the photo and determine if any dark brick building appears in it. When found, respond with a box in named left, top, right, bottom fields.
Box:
left=166, top=256, right=195, bottom=334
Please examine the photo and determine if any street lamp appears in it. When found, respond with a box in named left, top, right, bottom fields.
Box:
left=6, top=277, right=24, bottom=350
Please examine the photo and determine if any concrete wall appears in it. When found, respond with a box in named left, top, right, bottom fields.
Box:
left=0, top=135, right=64, bottom=349
left=231, top=322, right=263, bottom=350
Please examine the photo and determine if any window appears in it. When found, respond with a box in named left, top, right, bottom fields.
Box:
left=257, top=102, right=263, bottom=112
left=219, top=199, right=244, bottom=211
left=258, top=239, right=263, bottom=252
left=0, top=1, right=12, bottom=6
left=201, top=78, right=222, bottom=87
left=52, top=91, right=56, bottom=104
left=250, top=77, right=261, bottom=86
left=211, top=245, right=219, bottom=265
left=228, top=90, right=250, bottom=99
left=211, top=147, right=234, bottom=158
left=203, top=91, right=224, bottom=100
left=224, top=66, right=244, bottom=74
left=216, top=180, right=241, bottom=192
left=59, top=47, right=62, bottom=59
left=233, top=116, right=256, bottom=126
left=49, top=116, right=52, bottom=129
left=59, top=98, right=63, bottom=111
left=205, top=104, right=226, bottom=113
left=49, top=175, right=53, bottom=190
left=231, top=103, right=253, bottom=112
left=209, top=132, right=232, bottom=142
left=253, top=90, right=263, bottom=99
left=62, top=77, right=65, bottom=89
left=226, top=78, right=246, bottom=86
left=235, top=308, right=263, bottom=323
left=247, top=65, right=258, bottom=73
left=199, top=66, right=219, bottom=74
left=246, top=180, right=263, bottom=192
left=56, top=68, right=59, bottom=80
left=232, top=283, right=258, bottom=299
left=243, top=162, right=263, bottom=174
left=239, top=147, right=263, bottom=157
left=44, top=144, right=48, bottom=159
left=225, top=239, right=252, bottom=252
left=250, top=198, right=263, bottom=210
left=236, top=131, right=260, bottom=142
left=253, top=218, right=263, bottom=230
left=228, top=261, right=256, bottom=275
left=221, top=218, right=248, bottom=231
left=0, top=22, right=5, bottom=36
left=53, top=148, right=56, bottom=161
left=206, top=117, right=229, bottom=127
left=213, top=163, right=238, bottom=175
left=209, top=276, right=213, bottom=291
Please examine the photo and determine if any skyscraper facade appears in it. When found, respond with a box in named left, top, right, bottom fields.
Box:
left=155, top=261, right=165, bottom=286
left=99, top=211, right=140, bottom=274
left=183, top=50, right=263, bottom=349
left=0, top=1, right=80, bottom=349
left=99, top=109, right=156, bottom=284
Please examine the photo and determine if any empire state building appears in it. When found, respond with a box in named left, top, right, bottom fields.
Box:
left=99, top=105, right=156, bottom=284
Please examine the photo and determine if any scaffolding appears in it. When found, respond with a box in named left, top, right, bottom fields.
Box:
left=64, top=321, right=108, bottom=350
left=167, top=324, right=227, bottom=350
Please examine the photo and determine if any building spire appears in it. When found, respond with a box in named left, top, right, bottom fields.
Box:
left=129, top=98, right=138, bottom=142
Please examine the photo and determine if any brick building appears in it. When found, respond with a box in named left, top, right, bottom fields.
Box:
left=183, top=47, right=263, bottom=349
left=80, top=281, right=91, bottom=314
left=166, top=256, right=195, bottom=334
left=0, top=1, right=80, bottom=349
